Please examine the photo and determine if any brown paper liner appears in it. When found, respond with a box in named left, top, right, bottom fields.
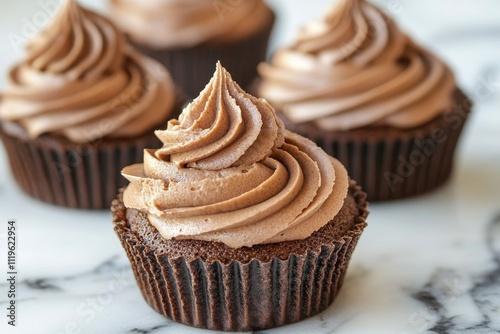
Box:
left=130, top=12, right=275, bottom=99
left=112, top=183, right=368, bottom=332
left=0, top=123, right=163, bottom=209
left=280, top=89, right=472, bottom=202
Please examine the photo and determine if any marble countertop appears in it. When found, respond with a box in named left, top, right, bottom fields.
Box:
left=0, top=1, right=499, bottom=333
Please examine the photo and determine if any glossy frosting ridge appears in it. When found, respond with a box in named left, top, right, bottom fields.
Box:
left=258, top=0, right=456, bottom=130
left=109, top=0, right=273, bottom=48
left=0, top=0, right=175, bottom=143
left=122, top=63, right=349, bottom=248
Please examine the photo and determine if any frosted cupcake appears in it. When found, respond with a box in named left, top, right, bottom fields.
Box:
left=258, top=0, right=472, bottom=201
left=0, top=0, right=181, bottom=209
left=112, top=63, right=368, bottom=331
left=109, top=0, right=275, bottom=99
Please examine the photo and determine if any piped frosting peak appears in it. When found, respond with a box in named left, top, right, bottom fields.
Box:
left=122, top=64, right=349, bottom=248
left=258, top=0, right=455, bottom=131
left=0, top=0, right=175, bottom=143
left=110, top=0, right=273, bottom=48
left=154, top=62, right=284, bottom=170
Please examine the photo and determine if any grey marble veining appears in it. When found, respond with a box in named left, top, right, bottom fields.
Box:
left=408, top=213, right=500, bottom=334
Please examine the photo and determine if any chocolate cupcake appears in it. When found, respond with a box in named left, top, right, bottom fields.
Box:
left=0, top=0, right=182, bottom=209
left=109, top=0, right=275, bottom=99
left=112, top=63, right=368, bottom=331
left=257, top=0, right=472, bottom=201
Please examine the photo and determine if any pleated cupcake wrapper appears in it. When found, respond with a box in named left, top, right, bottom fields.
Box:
left=282, top=90, right=472, bottom=202
left=131, top=12, right=275, bottom=99
left=0, top=127, right=161, bottom=209
left=112, top=188, right=367, bottom=332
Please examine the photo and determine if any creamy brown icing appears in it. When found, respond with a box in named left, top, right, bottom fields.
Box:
left=122, top=63, right=349, bottom=248
left=109, top=0, right=273, bottom=48
left=0, top=0, right=175, bottom=143
left=258, top=0, right=456, bottom=131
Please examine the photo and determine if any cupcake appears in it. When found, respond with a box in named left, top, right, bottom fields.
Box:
left=112, top=63, right=368, bottom=331
left=109, top=0, right=275, bottom=99
left=257, top=0, right=472, bottom=201
left=0, top=0, right=182, bottom=209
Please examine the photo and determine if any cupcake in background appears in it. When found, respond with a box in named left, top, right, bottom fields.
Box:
left=258, top=0, right=472, bottom=201
left=0, top=0, right=182, bottom=209
left=109, top=0, right=275, bottom=99
left=112, top=63, right=368, bottom=331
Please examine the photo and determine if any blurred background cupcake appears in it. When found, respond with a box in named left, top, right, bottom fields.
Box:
left=257, top=0, right=472, bottom=201
left=109, top=0, right=275, bottom=99
left=0, top=0, right=182, bottom=209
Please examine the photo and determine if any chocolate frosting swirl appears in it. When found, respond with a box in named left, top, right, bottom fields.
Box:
left=258, top=0, right=456, bottom=131
left=109, top=0, right=273, bottom=48
left=122, top=64, right=349, bottom=248
left=0, top=0, right=175, bottom=143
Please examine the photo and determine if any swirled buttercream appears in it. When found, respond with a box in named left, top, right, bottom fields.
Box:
left=258, top=0, right=456, bottom=131
left=122, top=63, right=349, bottom=248
left=0, top=0, right=175, bottom=143
left=109, top=0, right=273, bottom=48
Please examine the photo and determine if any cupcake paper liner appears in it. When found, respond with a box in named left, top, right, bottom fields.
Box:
left=131, top=12, right=275, bottom=99
left=280, top=89, right=472, bottom=201
left=0, top=124, right=162, bottom=209
left=112, top=184, right=368, bottom=331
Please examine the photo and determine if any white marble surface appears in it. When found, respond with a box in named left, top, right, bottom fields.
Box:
left=0, top=1, right=499, bottom=333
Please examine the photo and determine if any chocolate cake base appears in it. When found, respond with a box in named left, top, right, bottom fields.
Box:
left=280, top=89, right=472, bottom=202
left=131, top=12, right=275, bottom=99
left=112, top=182, right=368, bottom=332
